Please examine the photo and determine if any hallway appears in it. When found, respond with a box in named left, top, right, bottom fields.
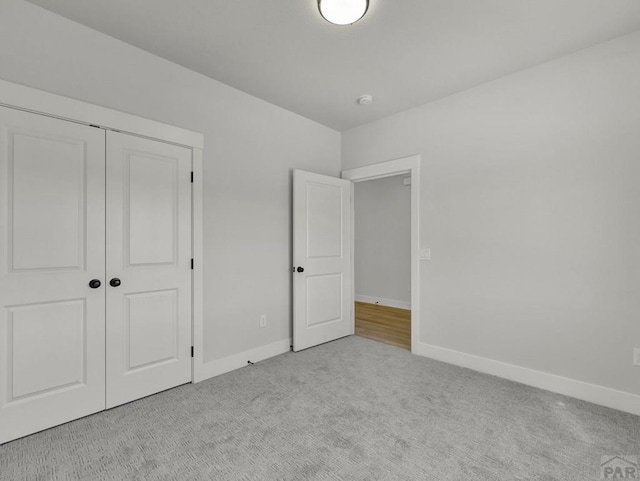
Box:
left=354, top=301, right=410, bottom=350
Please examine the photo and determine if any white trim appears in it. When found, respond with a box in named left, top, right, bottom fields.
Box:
left=342, top=155, right=421, bottom=353
left=342, top=155, right=419, bottom=182
left=415, top=342, right=640, bottom=416
left=191, top=149, right=205, bottom=383
left=349, top=181, right=356, bottom=336
left=195, top=339, right=291, bottom=382
left=0, top=79, right=204, bottom=149
left=355, top=295, right=411, bottom=310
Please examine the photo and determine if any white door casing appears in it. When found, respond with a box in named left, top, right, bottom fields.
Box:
left=293, top=170, right=353, bottom=352
left=0, top=107, right=106, bottom=444
left=341, top=155, right=421, bottom=353
left=105, top=132, right=192, bottom=408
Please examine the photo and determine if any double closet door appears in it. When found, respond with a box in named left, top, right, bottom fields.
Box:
left=0, top=107, right=193, bottom=444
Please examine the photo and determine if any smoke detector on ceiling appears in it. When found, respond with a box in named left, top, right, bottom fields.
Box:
left=357, top=95, right=373, bottom=105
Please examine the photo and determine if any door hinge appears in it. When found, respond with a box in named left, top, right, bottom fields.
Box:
left=191, top=346, right=194, bottom=358
left=190, top=171, right=194, bottom=183
left=191, top=258, right=194, bottom=270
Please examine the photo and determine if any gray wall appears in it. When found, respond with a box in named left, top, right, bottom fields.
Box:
left=355, top=176, right=411, bottom=307
left=342, top=31, right=640, bottom=396
left=0, top=0, right=341, bottom=363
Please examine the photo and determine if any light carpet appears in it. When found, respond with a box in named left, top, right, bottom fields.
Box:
left=1, top=336, right=639, bottom=480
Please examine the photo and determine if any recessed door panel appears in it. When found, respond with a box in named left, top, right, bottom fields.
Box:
left=9, top=131, right=86, bottom=271
left=306, top=274, right=342, bottom=327
left=106, top=132, right=191, bottom=409
left=0, top=107, right=106, bottom=445
left=307, top=183, right=343, bottom=259
left=127, top=153, right=177, bottom=266
left=8, top=299, right=86, bottom=401
left=125, top=289, right=178, bottom=371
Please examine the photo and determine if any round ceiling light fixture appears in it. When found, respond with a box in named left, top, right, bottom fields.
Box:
left=318, top=0, right=369, bottom=25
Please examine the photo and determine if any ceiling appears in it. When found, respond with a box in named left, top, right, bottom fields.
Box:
left=26, top=0, right=640, bottom=131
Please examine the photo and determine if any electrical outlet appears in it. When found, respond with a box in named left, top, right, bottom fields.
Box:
left=634, top=348, right=640, bottom=367
left=419, top=248, right=431, bottom=261
left=259, top=314, right=267, bottom=328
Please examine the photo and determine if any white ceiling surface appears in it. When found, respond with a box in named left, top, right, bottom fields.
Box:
left=26, top=0, right=640, bottom=131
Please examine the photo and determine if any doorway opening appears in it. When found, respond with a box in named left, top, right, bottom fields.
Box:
left=342, top=155, right=421, bottom=353
left=353, top=174, right=411, bottom=350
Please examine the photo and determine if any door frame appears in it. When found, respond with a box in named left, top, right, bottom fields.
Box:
left=0, top=78, right=207, bottom=383
left=341, top=155, right=421, bottom=353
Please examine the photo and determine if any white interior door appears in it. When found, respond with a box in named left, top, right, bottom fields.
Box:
left=293, top=170, right=353, bottom=351
left=105, top=131, right=192, bottom=408
left=0, top=107, right=106, bottom=444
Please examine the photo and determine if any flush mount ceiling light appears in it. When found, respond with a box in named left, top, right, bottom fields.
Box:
left=318, top=0, right=369, bottom=25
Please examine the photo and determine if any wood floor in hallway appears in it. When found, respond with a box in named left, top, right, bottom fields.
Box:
left=355, top=301, right=411, bottom=350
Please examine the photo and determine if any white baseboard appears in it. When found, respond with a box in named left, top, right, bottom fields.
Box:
left=415, top=342, right=640, bottom=416
left=194, top=338, right=291, bottom=383
left=355, top=295, right=411, bottom=310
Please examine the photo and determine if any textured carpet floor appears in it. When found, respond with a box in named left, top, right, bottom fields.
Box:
left=1, top=336, right=639, bottom=480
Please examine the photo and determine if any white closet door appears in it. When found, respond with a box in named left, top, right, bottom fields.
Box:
left=0, top=107, right=106, bottom=444
left=105, top=132, right=192, bottom=409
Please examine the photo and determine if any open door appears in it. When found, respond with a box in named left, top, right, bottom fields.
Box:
left=293, top=170, right=353, bottom=351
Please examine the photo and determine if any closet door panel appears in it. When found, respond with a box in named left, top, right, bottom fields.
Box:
left=0, top=107, right=106, bottom=444
left=106, top=132, right=191, bottom=408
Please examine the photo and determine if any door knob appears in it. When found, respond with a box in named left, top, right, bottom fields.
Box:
left=296, top=266, right=304, bottom=273
left=109, top=278, right=121, bottom=287
left=89, top=279, right=101, bottom=289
